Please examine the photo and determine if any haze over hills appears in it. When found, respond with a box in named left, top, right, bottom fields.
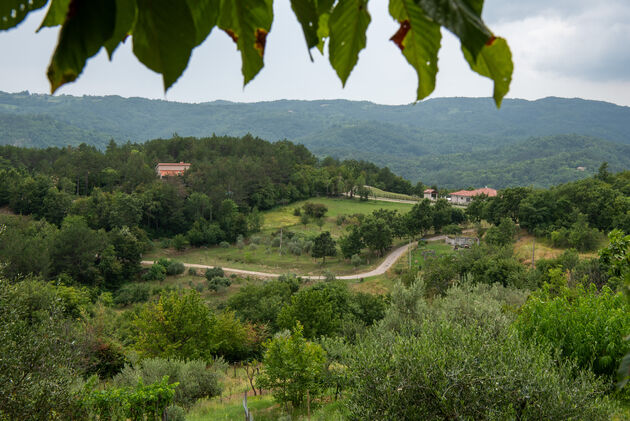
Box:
left=1, top=90, right=629, bottom=188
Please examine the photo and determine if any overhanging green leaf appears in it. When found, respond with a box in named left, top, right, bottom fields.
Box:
left=329, top=0, right=371, bottom=87
left=290, top=0, right=334, bottom=56
left=462, top=36, right=512, bottom=107
left=133, top=0, right=197, bottom=91
left=218, top=0, right=273, bottom=86
left=390, top=0, right=441, bottom=100
left=47, top=0, right=116, bottom=93
left=38, top=0, right=70, bottom=31
left=415, top=0, right=491, bottom=59
left=186, top=0, right=220, bottom=47
left=104, top=0, right=136, bottom=59
left=291, top=0, right=320, bottom=51
left=1, top=0, right=48, bottom=31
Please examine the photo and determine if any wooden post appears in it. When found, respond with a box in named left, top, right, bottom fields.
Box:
left=279, top=228, right=283, bottom=255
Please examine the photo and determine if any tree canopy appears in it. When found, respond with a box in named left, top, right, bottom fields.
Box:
left=1, top=0, right=512, bottom=106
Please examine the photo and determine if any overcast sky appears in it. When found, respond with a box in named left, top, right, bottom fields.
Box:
left=1, top=0, right=629, bottom=106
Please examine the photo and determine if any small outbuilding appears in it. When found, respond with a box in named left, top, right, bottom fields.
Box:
left=423, top=188, right=438, bottom=201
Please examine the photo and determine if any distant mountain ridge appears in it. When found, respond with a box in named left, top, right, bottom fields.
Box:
left=1, top=91, right=629, bottom=187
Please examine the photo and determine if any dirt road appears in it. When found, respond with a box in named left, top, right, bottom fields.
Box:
left=141, top=233, right=458, bottom=281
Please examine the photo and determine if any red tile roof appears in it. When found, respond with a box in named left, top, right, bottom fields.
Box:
left=424, top=189, right=436, bottom=193
left=449, top=187, right=497, bottom=197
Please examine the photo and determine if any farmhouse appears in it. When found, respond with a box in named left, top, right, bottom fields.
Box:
left=423, top=188, right=438, bottom=201
left=449, top=187, right=497, bottom=206
left=155, top=162, right=191, bottom=178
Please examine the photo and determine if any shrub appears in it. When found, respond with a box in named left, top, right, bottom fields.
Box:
left=300, top=213, right=310, bottom=226
left=515, top=282, right=630, bottom=379
left=205, top=267, right=225, bottom=282
left=172, top=234, right=188, bottom=251
left=188, top=268, right=197, bottom=276
left=293, top=207, right=301, bottom=216
left=351, top=254, right=362, bottom=268
left=345, top=321, right=613, bottom=420
left=257, top=324, right=326, bottom=408
left=336, top=215, right=346, bottom=226
left=236, top=234, right=245, bottom=249
left=114, top=283, right=152, bottom=306
left=219, top=241, right=230, bottom=248
left=165, top=405, right=186, bottom=421
left=345, top=283, right=614, bottom=420
left=142, top=263, right=166, bottom=281
left=302, top=202, right=328, bottom=218
left=208, top=276, right=231, bottom=291
left=112, top=358, right=224, bottom=408
left=442, top=223, right=462, bottom=235
left=166, top=261, right=185, bottom=276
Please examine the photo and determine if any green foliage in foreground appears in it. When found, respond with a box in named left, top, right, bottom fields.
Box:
left=0, top=279, right=83, bottom=420
left=2, top=0, right=511, bottom=105
left=112, top=358, right=224, bottom=408
left=257, top=323, right=327, bottom=408
left=515, top=280, right=630, bottom=381
left=344, top=282, right=616, bottom=420
left=81, top=376, right=177, bottom=421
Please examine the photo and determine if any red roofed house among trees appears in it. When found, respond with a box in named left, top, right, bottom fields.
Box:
left=155, top=162, right=191, bottom=178
left=449, top=187, right=497, bottom=206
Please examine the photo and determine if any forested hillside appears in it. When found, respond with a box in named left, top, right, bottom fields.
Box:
left=1, top=91, right=629, bottom=187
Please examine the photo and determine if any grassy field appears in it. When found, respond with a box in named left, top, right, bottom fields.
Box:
left=365, top=186, right=419, bottom=201
left=146, top=197, right=414, bottom=276
left=262, top=196, right=414, bottom=234
left=513, top=232, right=602, bottom=265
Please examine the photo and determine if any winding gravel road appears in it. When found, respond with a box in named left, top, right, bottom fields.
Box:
left=141, top=234, right=459, bottom=280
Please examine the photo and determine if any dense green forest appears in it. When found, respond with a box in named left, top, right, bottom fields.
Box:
left=2, top=91, right=630, bottom=187
left=1, top=134, right=630, bottom=419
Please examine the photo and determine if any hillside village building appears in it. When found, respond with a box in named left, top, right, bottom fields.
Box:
left=155, top=162, right=191, bottom=178
left=449, top=187, right=497, bottom=205
left=423, top=188, right=438, bottom=201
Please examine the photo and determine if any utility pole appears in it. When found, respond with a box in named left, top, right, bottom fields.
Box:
left=408, top=239, right=412, bottom=269
left=279, top=227, right=283, bottom=255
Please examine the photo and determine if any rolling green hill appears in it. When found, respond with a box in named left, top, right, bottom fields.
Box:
left=1, top=91, right=629, bottom=187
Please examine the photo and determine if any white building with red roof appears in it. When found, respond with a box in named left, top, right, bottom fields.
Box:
left=449, top=187, right=497, bottom=206
left=155, top=162, right=191, bottom=178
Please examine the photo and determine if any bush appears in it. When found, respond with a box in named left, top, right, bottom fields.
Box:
left=219, top=241, right=230, bottom=248
left=336, top=215, right=346, bottom=226
left=257, top=324, right=326, bottom=408
left=205, top=267, right=225, bottom=282
left=351, top=254, right=362, bottom=268
left=345, top=283, right=614, bottom=420
left=442, top=223, right=462, bottom=235
left=166, top=261, right=185, bottom=276
left=302, top=202, right=328, bottom=218
left=236, top=234, right=245, bottom=249
left=208, top=276, right=231, bottom=291
left=515, top=282, right=630, bottom=379
left=188, top=267, right=197, bottom=276
left=165, top=405, right=186, bottom=421
left=112, top=358, right=224, bottom=408
left=142, top=263, right=166, bottom=281
left=172, top=234, right=188, bottom=251
left=114, top=283, right=152, bottom=306
left=293, top=207, right=302, bottom=216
